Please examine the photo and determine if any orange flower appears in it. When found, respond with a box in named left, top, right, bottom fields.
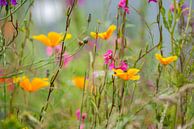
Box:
left=113, top=68, right=140, bottom=81
left=90, top=25, right=116, bottom=40
left=32, top=32, right=72, bottom=47
left=72, top=77, right=87, bottom=89
left=155, top=54, right=177, bottom=65
left=19, top=76, right=49, bottom=92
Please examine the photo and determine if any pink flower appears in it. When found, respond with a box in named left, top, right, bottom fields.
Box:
left=76, top=109, right=87, bottom=121
left=46, top=47, right=53, bottom=56
left=80, top=124, right=85, bottom=129
left=63, top=53, right=73, bottom=68
left=46, top=45, right=72, bottom=68
left=118, top=0, right=129, bottom=14
left=46, top=45, right=62, bottom=56
left=148, top=0, right=157, bottom=3
left=76, top=109, right=81, bottom=120
left=108, top=62, right=115, bottom=70
left=108, top=61, right=128, bottom=71
left=118, top=61, right=128, bottom=71
left=76, top=109, right=87, bottom=129
left=103, top=50, right=113, bottom=65
left=82, top=113, right=87, bottom=121
left=170, top=3, right=174, bottom=12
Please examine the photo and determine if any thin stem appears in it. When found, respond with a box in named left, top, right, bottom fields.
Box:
left=39, top=0, right=77, bottom=122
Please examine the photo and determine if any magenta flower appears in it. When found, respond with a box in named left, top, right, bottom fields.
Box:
left=76, top=109, right=87, bottom=129
left=103, top=50, right=128, bottom=71
left=108, top=62, right=115, bottom=70
left=148, top=0, right=157, bottom=3
left=11, top=0, right=17, bottom=5
left=118, top=61, right=128, bottom=71
left=108, top=61, right=128, bottom=71
left=0, top=0, right=7, bottom=6
left=0, top=0, right=17, bottom=6
left=76, top=109, right=81, bottom=120
left=118, top=0, right=129, bottom=14
left=103, top=50, right=113, bottom=65
left=76, top=109, right=87, bottom=121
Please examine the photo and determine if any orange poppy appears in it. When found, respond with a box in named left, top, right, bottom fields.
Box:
left=72, top=77, right=87, bottom=89
left=155, top=54, right=177, bottom=65
left=113, top=68, right=140, bottom=81
left=32, top=32, right=72, bottom=47
left=18, top=76, right=49, bottom=92
left=90, top=25, right=116, bottom=40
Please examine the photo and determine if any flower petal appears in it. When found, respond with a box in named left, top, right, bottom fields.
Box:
left=31, top=78, right=49, bottom=92
left=106, top=25, right=116, bottom=38
left=33, top=35, right=51, bottom=46
left=48, top=32, right=63, bottom=47
left=127, top=68, right=140, bottom=75
left=90, top=32, right=98, bottom=39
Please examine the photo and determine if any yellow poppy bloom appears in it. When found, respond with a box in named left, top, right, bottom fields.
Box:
left=113, top=68, right=140, bottom=81
left=155, top=54, right=177, bottom=65
left=19, top=76, right=49, bottom=92
left=32, top=32, right=72, bottom=47
left=90, top=25, right=116, bottom=40
left=72, top=77, right=87, bottom=89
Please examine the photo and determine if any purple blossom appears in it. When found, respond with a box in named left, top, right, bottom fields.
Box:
left=170, top=2, right=189, bottom=16
left=118, top=0, right=129, bottom=14
left=0, top=0, right=17, bottom=6
left=11, top=0, right=17, bottom=5
left=103, top=50, right=113, bottom=65
left=148, top=0, right=157, bottom=3
left=0, top=0, right=7, bottom=6
left=181, top=4, right=189, bottom=16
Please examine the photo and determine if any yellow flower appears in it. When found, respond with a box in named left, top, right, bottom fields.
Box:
left=72, top=77, right=87, bottom=89
left=155, top=54, right=177, bottom=65
left=113, top=68, right=140, bottom=81
left=19, top=76, right=49, bottom=92
left=32, top=32, right=72, bottom=47
left=90, top=25, right=116, bottom=40
left=13, top=76, right=21, bottom=83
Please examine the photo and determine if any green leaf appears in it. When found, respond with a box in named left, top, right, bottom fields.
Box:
left=168, top=10, right=173, bottom=28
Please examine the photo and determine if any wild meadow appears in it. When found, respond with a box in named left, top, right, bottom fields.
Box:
left=0, top=0, right=194, bottom=128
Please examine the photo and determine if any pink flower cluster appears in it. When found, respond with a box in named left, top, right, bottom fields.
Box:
left=46, top=45, right=73, bottom=68
left=103, top=50, right=128, bottom=71
left=76, top=109, right=87, bottom=129
left=118, top=0, right=129, bottom=14
left=103, top=49, right=113, bottom=65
